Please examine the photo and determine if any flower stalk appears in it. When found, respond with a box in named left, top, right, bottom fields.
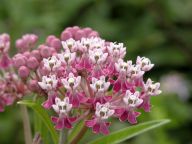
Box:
left=20, top=105, right=32, bottom=144
left=59, top=128, right=68, bottom=144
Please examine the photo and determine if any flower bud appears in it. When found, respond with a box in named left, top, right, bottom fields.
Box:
left=39, top=45, right=51, bottom=58
left=23, top=51, right=30, bottom=58
left=88, top=31, right=99, bottom=38
left=18, top=66, right=30, bottom=78
left=28, top=80, right=40, bottom=92
left=74, top=30, right=85, bottom=40
left=27, top=56, right=39, bottom=69
left=83, top=27, right=92, bottom=36
left=51, top=38, right=62, bottom=52
left=61, top=30, right=72, bottom=41
left=46, top=35, right=56, bottom=45
left=31, top=50, right=41, bottom=61
left=13, top=54, right=26, bottom=68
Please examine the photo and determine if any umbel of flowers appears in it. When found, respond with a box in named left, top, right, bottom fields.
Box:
left=0, top=26, right=161, bottom=135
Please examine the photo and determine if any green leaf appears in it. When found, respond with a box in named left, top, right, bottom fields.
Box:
left=87, top=119, right=170, bottom=144
left=33, top=100, right=52, bottom=144
left=18, top=100, right=58, bottom=144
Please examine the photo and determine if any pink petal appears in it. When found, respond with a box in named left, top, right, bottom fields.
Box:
left=64, top=117, right=72, bottom=129
left=68, top=117, right=76, bottom=123
left=115, top=108, right=125, bottom=116
left=70, top=94, right=80, bottom=107
left=120, top=110, right=128, bottom=122
left=42, top=99, right=53, bottom=109
left=113, top=80, right=121, bottom=92
left=55, top=118, right=64, bottom=130
left=93, top=123, right=100, bottom=134
left=51, top=116, right=58, bottom=123
left=100, top=122, right=110, bottom=135
left=142, top=98, right=151, bottom=112
left=0, top=54, right=11, bottom=68
left=128, top=111, right=140, bottom=124
left=85, top=118, right=97, bottom=127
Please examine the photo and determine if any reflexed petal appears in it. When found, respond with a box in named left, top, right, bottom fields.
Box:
left=93, top=123, right=100, bottom=134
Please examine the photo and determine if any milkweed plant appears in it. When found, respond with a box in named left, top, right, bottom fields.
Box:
left=0, top=26, right=169, bottom=144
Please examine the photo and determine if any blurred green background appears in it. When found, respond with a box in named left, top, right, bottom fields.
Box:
left=0, top=0, right=192, bottom=144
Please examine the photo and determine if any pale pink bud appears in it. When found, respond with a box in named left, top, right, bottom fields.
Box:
left=28, top=80, right=40, bottom=92
left=31, top=50, right=41, bottom=61
left=74, top=30, right=86, bottom=40
left=88, top=31, right=99, bottom=38
left=71, top=26, right=80, bottom=34
left=83, top=27, right=92, bottom=36
left=46, top=35, right=56, bottom=45
left=23, top=51, right=31, bottom=58
left=18, top=66, right=30, bottom=78
left=16, top=39, right=25, bottom=52
left=30, top=34, right=38, bottom=44
left=13, top=54, right=26, bottom=68
left=39, top=45, right=51, bottom=58
left=27, top=56, right=39, bottom=69
left=50, top=38, right=62, bottom=52
left=61, top=30, right=73, bottom=41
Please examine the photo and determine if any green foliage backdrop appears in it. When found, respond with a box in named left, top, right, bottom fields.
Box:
left=0, top=0, right=192, bottom=144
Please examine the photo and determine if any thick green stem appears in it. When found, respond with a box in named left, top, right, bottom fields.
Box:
left=20, top=105, right=32, bottom=144
left=59, top=129, right=68, bottom=144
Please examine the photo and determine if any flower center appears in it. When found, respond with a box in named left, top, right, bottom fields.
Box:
left=68, top=78, right=75, bottom=87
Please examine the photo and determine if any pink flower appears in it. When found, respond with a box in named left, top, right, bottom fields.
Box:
left=86, top=102, right=114, bottom=135
left=57, top=51, right=76, bottom=65
left=61, top=38, right=77, bottom=52
left=115, top=59, right=132, bottom=74
left=136, top=56, right=154, bottom=71
left=38, top=75, right=58, bottom=91
left=43, top=56, right=61, bottom=71
left=144, top=78, right=162, bottom=96
left=107, top=42, right=126, bottom=59
left=89, top=49, right=108, bottom=65
left=127, top=64, right=144, bottom=79
left=115, top=90, right=143, bottom=124
left=61, top=73, right=83, bottom=107
left=51, top=97, right=76, bottom=129
left=61, top=73, right=81, bottom=91
left=90, top=76, right=110, bottom=93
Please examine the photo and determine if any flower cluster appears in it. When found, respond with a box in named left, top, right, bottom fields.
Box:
left=0, top=26, right=161, bottom=135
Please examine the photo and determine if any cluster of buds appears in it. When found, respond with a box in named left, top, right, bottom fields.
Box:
left=0, top=34, right=28, bottom=111
left=0, top=26, right=161, bottom=135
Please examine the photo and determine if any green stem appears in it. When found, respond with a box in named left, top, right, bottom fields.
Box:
left=59, top=129, right=68, bottom=144
left=70, top=125, right=88, bottom=144
left=70, top=113, right=92, bottom=144
left=20, top=105, right=32, bottom=144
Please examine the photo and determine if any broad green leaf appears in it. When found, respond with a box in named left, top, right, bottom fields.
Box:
left=68, top=120, right=84, bottom=142
left=17, top=100, right=58, bottom=144
left=88, top=119, right=170, bottom=144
